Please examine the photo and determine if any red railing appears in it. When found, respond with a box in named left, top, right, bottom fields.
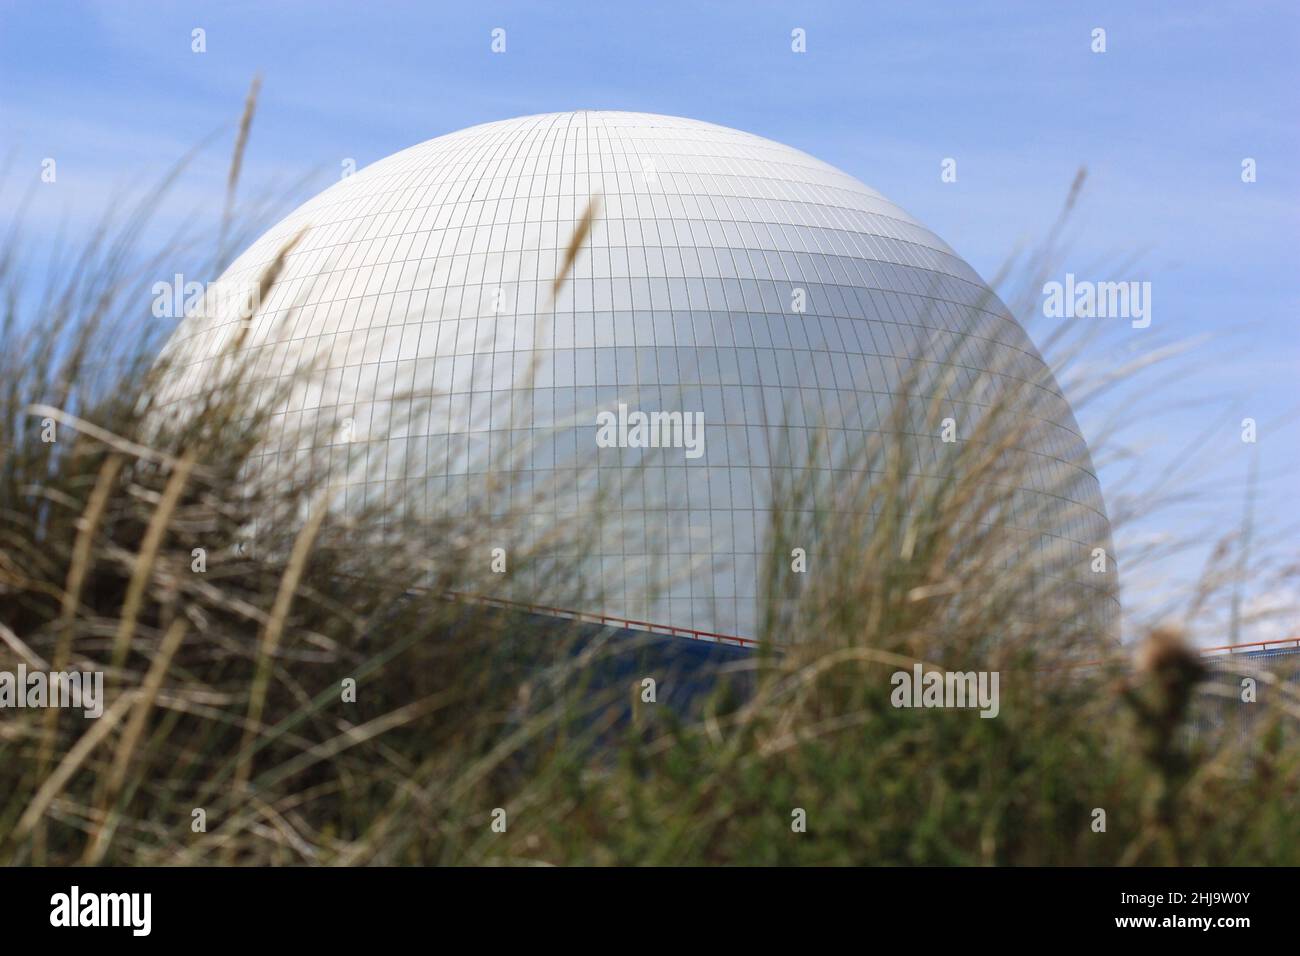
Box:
left=436, top=585, right=1300, bottom=657
left=1200, top=636, right=1300, bottom=656
left=449, top=590, right=1300, bottom=656
left=446, top=591, right=759, bottom=647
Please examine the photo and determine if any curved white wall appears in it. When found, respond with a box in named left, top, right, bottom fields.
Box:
left=158, top=111, right=1116, bottom=639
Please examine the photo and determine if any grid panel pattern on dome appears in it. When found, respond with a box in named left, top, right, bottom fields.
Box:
left=158, top=111, right=1116, bottom=639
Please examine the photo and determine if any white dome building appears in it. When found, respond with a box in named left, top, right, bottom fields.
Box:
left=158, top=111, right=1117, bottom=641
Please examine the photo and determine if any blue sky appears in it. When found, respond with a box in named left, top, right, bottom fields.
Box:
left=3, top=0, right=1297, bottom=642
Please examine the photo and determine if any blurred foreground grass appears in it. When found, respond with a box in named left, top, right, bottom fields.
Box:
left=1, top=104, right=1297, bottom=866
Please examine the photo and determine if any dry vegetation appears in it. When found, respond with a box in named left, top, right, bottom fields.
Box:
left=1, top=97, right=1298, bottom=866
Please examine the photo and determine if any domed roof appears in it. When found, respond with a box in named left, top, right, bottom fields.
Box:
left=159, top=111, right=1116, bottom=640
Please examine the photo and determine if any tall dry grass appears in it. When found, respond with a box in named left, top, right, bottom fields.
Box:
left=1, top=95, right=1297, bottom=866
